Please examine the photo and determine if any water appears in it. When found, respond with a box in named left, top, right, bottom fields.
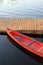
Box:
left=0, top=35, right=43, bottom=65
left=0, top=0, right=43, bottom=18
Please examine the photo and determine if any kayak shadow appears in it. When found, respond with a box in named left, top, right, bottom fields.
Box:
left=7, top=35, right=43, bottom=64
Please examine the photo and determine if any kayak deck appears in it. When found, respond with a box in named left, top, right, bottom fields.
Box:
left=6, top=29, right=43, bottom=58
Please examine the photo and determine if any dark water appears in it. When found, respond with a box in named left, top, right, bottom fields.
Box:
left=0, top=0, right=43, bottom=18
left=0, top=35, right=43, bottom=65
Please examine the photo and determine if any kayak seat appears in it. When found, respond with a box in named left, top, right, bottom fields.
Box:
left=16, top=36, right=22, bottom=40
left=26, top=40, right=36, bottom=46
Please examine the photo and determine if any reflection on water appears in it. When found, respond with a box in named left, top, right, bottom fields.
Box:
left=0, top=0, right=43, bottom=18
left=0, top=35, right=43, bottom=65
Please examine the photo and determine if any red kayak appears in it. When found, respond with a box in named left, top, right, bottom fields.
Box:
left=6, top=28, right=43, bottom=58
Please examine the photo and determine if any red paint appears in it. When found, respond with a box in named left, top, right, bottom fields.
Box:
left=6, top=28, right=43, bottom=58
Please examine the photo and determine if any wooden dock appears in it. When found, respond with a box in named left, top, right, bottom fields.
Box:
left=0, top=18, right=43, bottom=34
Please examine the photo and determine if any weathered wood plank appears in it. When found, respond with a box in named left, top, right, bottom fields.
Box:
left=0, top=18, right=43, bottom=34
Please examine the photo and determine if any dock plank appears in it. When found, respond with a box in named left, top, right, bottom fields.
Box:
left=0, top=18, right=43, bottom=34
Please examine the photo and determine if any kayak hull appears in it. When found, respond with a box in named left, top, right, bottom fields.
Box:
left=6, top=28, right=43, bottom=58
